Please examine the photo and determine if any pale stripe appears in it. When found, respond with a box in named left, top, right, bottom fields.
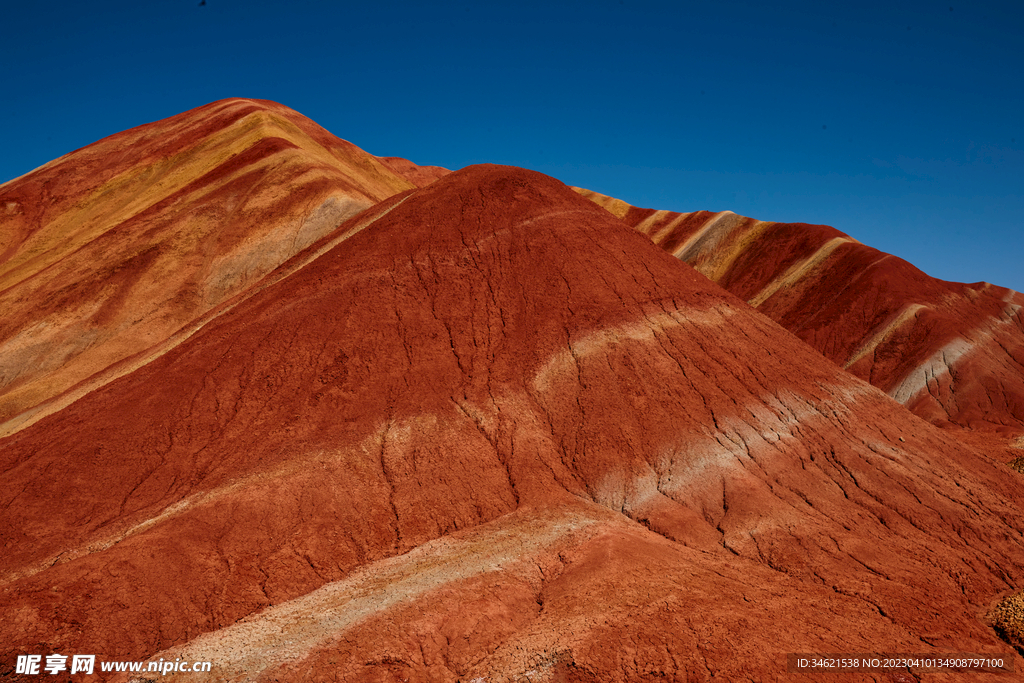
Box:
left=747, top=236, right=851, bottom=308
left=888, top=338, right=973, bottom=405
left=633, top=209, right=670, bottom=236
left=650, top=211, right=694, bottom=245
left=0, top=106, right=411, bottom=292
left=533, top=305, right=737, bottom=394
left=844, top=304, right=927, bottom=369
left=699, top=220, right=774, bottom=283
left=886, top=298, right=1022, bottom=405
left=123, top=508, right=606, bottom=683
left=669, top=211, right=735, bottom=259
left=0, top=195, right=412, bottom=440
left=569, top=187, right=632, bottom=219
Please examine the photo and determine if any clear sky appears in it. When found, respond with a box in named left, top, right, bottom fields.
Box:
left=3, top=0, right=1022, bottom=291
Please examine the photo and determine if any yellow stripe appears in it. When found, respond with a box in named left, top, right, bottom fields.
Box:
left=0, top=195, right=412, bottom=440
left=844, top=304, right=927, bottom=369
left=570, top=187, right=632, bottom=219
left=700, top=220, right=774, bottom=283
left=650, top=211, right=694, bottom=245
left=633, top=209, right=670, bottom=236
left=0, top=105, right=412, bottom=293
left=670, top=211, right=735, bottom=259
left=747, top=236, right=851, bottom=308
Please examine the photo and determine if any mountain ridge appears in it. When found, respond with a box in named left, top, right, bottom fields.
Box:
left=2, top=161, right=1023, bottom=680
left=575, top=186, right=1024, bottom=443
left=0, top=98, right=439, bottom=438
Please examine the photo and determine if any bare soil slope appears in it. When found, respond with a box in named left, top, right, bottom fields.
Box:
left=576, top=188, right=1024, bottom=440
left=0, top=98, right=428, bottom=438
left=376, top=156, right=450, bottom=188
left=2, top=166, right=1022, bottom=681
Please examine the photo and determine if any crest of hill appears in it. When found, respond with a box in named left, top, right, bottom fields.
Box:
left=0, top=98, right=438, bottom=438
left=576, top=186, right=1024, bottom=442
left=376, top=156, right=450, bottom=188
left=2, top=164, right=1023, bottom=680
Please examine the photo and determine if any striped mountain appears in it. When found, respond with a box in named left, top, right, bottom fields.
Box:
left=576, top=188, right=1024, bottom=442
left=2, top=100, right=1024, bottom=681
left=2, top=159, right=1023, bottom=681
left=0, top=98, right=444, bottom=439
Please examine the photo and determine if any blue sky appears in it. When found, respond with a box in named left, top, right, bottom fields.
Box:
left=3, top=0, right=1022, bottom=291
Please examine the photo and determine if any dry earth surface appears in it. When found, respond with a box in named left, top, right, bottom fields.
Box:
left=0, top=101, right=1023, bottom=682
left=575, top=188, right=1024, bottom=446
left=0, top=98, right=430, bottom=439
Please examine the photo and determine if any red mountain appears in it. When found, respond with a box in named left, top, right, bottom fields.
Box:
left=0, top=98, right=437, bottom=440
left=2, top=142, right=1023, bottom=681
left=576, top=189, right=1024, bottom=450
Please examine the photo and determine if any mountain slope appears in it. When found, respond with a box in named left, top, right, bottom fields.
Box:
left=0, top=98, right=428, bottom=438
left=576, top=187, right=1024, bottom=440
left=376, top=156, right=450, bottom=188
left=2, top=165, right=1022, bottom=681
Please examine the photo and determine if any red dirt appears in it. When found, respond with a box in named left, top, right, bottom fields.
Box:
left=0, top=98, right=420, bottom=437
left=2, top=164, right=1023, bottom=681
left=376, top=156, right=451, bottom=188
left=577, top=189, right=1024, bottom=444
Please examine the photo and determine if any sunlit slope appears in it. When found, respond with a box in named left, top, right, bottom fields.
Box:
left=376, top=156, right=450, bottom=188
left=576, top=187, right=1024, bottom=437
left=2, top=166, right=1022, bottom=680
left=0, top=98, right=422, bottom=436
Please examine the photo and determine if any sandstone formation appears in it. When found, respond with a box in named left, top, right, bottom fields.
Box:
left=2, top=160, right=1023, bottom=681
left=376, top=156, right=451, bottom=189
left=576, top=188, right=1024, bottom=441
left=0, top=98, right=432, bottom=439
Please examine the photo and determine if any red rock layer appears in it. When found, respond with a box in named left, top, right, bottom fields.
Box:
left=2, top=166, right=1022, bottom=681
left=576, top=188, right=1024, bottom=439
left=0, top=98, right=423, bottom=438
left=376, top=156, right=450, bottom=188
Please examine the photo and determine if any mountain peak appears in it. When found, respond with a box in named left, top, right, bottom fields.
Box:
left=1, top=104, right=1023, bottom=681
left=0, top=99, right=437, bottom=437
